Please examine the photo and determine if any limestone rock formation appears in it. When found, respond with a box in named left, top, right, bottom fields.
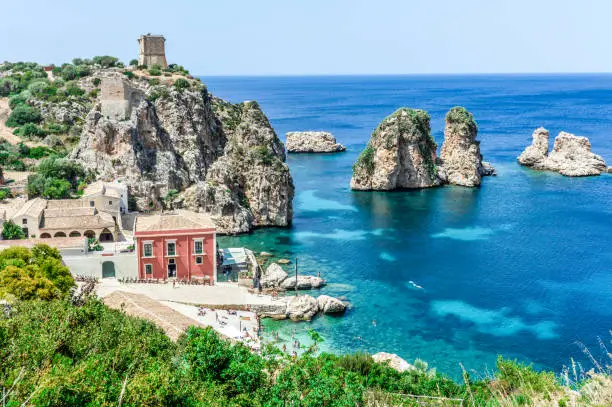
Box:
left=316, top=295, right=346, bottom=314
left=286, top=131, right=346, bottom=153
left=70, top=71, right=294, bottom=233
left=438, top=107, right=494, bottom=187
left=285, top=295, right=319, bottom=321
left=517, top=128, right=607, bottom=177
left=372, top=352, right=415, bottom=372
left=280, top=275, right=325, bottom=290
left=350, top=108, right=440, bottom=190
left=261, top=263, right=288, bottom=289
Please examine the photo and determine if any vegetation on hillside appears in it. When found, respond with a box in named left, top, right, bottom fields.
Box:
left=26, top=156, right=90, bottom=199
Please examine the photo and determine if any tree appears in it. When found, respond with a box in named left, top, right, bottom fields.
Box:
left=42, top=178, right=72, bottom=199
left=2, top=220, right=25, bottom=240
left=92, top=55, right=119, bottom=68
left=129, top=59, right=138, bottom=66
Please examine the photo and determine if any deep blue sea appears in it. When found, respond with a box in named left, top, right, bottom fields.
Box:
left=203, top=75, right=612, bottom=378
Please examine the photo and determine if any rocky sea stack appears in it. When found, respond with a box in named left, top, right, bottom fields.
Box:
left=70, top=71, right=294, bottom=233
left=286, top=131, right=346, bottom=153
left=517, top=128, right=607, bottom=176
left=350, top=108, right=439, bottom=190
left=350, top=107, right=494, bottom=190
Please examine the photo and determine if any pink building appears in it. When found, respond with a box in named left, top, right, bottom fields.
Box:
left=134, top=210, right=217, bottom=283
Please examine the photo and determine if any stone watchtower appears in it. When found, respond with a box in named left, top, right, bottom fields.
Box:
left=138, top=34, right=168, bottom=68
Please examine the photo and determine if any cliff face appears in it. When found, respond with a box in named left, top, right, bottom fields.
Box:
left=438, top=107, right=493, bottom=187
left=351, top=107, right=494, bottom=191
left=518, top=128, right=607, bottom=177
left=70, top=72, right=293, bottom=233
left=286, top=131, right=346, bottom=153
left=350, top=108, right=439, bottom=190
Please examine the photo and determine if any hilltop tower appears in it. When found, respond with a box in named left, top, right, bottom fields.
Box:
left=138, top=34, right=168, bottom=68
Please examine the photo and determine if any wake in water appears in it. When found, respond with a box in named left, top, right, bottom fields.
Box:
left=408, top=281, right=424, bottom=290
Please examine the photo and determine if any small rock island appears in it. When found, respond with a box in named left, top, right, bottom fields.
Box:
left=350, top=106, right=494, bottom=190
left=517, top=128, right=607, bottom=176
left=286, top=131, right=346, bottom=153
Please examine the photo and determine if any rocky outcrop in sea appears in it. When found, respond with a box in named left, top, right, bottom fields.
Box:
left=517, top=128, right=607, bottom=176
left=70, top=71, right=294, bottom=233
left=286, top=131, right=346, bottom=153
left=261, top=262, right=325, bottom=291
left=350, top=107, right=494, bottom=190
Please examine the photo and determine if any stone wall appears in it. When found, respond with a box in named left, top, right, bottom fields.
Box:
left=99, top=77, right=143, bottom=121
left=138, top=35, right=168, bottom=68
left=62, top=252, right=138, bottom=279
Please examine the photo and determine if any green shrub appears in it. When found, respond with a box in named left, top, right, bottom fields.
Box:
left=45, top=122, right=69, bottom=135
left=14, top=123, right=46, bottom=138
left=6, top=104, right=42, bottom=127
left=66, top=85, right=84, bottom=97
left=495, top=356, right=558, bottom=396
left=59, top=64, right=77, bottom=81
left=88, top=89, right=99, bottom=98
left=129, top=59, right=138, bottom=66
left=27, top=146, right=53, bottom=159
left=148, top=78, right=160, bottom=86
left=8, top=93, right=28, bottom=109
left=353, top=143, right=375, bottom=174
left=0, top=188, right=11, bottom=201
left=92, top=77, right=101, bottom=86
left=250, top=145, right=275, bottom=165
left=148, top=67, right=162, bottom=76
left=123, top=70, right=134, bottom=79
left=173, top=78, right=190, bottom=91
left=446, top=106, right=477, bottom=131
left=0, top=77, right=22, bottom=96
left=1, top=220, right=25, bottom=240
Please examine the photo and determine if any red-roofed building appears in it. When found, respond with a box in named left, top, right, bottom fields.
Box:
left=134, top=210, right=217, bottom=283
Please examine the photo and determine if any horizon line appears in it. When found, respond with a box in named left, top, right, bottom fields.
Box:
left=197, top=71, right=612, bottom=78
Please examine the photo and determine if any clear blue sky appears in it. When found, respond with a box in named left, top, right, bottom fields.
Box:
left=1, top=0, right=610, bottom=75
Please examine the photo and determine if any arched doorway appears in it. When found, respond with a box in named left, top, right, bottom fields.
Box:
left=99, top=228, right=114, bottom=242
left=54, top=231, right=66, bottom=238
left=69, top=231, right=81, bottom=237
left=40, top=233, right=51, bottom=238
left=102, top=261, right=116, bottom=278
left=84, top=230, right=95, bottom=239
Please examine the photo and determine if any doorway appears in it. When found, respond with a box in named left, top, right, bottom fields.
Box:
left=102, top=261, right=116, bottom=278
left=167, top=258, right=177, bottom=278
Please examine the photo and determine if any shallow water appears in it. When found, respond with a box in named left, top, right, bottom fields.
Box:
left=203, top=75, right=612, bottom=378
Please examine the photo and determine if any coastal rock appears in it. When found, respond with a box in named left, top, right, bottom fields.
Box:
left=517, top=128, right=607, bottom=177
left=316, top=295, right=346, bottom=314
left=286, top=131, right=346, bottom=153
left=280, top=275, right=325, bottom=290
left=351, top=108, right=440, bottom=190
left=285, top=295, right=319, bottom=321
left=517, top=127, right=549, bottom=167
left=261, top=263, right=288, bottom=288
left=70, top=72, right=294, bottom=233
left=439, top=107, right=495, bottom=187
left=372, top=352, right=415, bottom=372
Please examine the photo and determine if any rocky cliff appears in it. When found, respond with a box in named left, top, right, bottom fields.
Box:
left=350, top=108, right=440, bottom=190
left=286, top=131, right=346, bottom=153
left=438, top=107, right=495, bottom=187
left=351, top=107, right=494, bottom=191
left=517, top=128, right=607, bottom=176
left=70, top=71, right=293, bottom=233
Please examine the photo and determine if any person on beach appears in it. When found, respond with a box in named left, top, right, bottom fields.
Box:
left=372, top=319, right=376, bottom=327
left=282, top=344, right=286, bottom=353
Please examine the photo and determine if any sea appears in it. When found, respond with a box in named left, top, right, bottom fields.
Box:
left=202, top=75, right=612, bottom=379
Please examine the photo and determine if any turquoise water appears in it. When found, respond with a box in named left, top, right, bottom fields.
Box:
left=204, top=75, right=612, bottom=378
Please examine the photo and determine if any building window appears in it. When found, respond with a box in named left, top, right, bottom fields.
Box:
left=90, top=201, right=95, bottom=207
left=109, top=200, right=113, bottom=205
left=143, top=242, right=153, bottom=257
left=167, top=241, right=176, bottom=256
left=22, top=218, right=27, bottom=225
left=195, top=256, right=203, bottom=264
left=194, top=239, right=203, bottom=254
left=145, top=264, right=153, bottom=274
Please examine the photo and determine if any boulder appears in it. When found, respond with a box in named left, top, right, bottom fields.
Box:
left=260, top=263, right=288, bottom=288
left=351, top=108, right=440, bottom=190
left=285, top=295, right=319, bottom=321
left=372, top=352, right=414, bottom=372
left=260, top=251, right=273, bottom=257
left=316, top=295, right=346, bottom=314
left=280, top=275, right=325, bottom=290
left=286, top=131, right=346, bottom=153
left=517, top=129, right=607, bottom=177
left=439, top=107, right=495, bottom=187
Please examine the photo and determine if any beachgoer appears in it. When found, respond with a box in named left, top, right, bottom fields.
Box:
left=372, top=319, right=376, bottom=327
left=282, top=344, right=286, bottom=353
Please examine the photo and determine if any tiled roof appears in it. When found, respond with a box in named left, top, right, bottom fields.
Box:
left=41, top=211, right=115, bottom=230
left=135, top=210, right=215, bottom=233
left=46, top=199, right=89, bottom=209
left=13, top=197, right=46, bottom=219
left=44, top=207, right=96, bottom=218
left=83, top=181, right=122, bottom=199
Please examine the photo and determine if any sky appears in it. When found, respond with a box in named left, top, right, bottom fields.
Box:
left=0, top=0, right=610, bottom=75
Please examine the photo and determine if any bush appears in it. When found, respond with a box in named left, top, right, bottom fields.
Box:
left=27, top=146, right=53, bottom=159
left=66, top=85, right=84, bottom=97
left=2, top=220, right=25, bottom=240
left=13, top=123, right=46, bottom=138
left=92, top=77, right=101, bottom=86
left=173, top=78, right=190, bottom=91
left=59, top=64, right=77, bottom=81
left=353, top=143, right=375, bottom=174
left=8, top=93, right=28, bottom=109
left=26, top=157, right=86, bottom=198
left=92, top=55, right=119, bottom=68
left=0, top=77, right=22, bottom=96
left=123, top=70, right=134, bottom=79
left=45, top=122, right=69, bottom=135
left=129, top=59, right=138, bottom=66
left=6, top=104, right=42, bottom=127
left=250, top=145, right=275, bottom=166
left=148, top=67, right=162, bottom=76
left=148, top=78, right=160, bottom=86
